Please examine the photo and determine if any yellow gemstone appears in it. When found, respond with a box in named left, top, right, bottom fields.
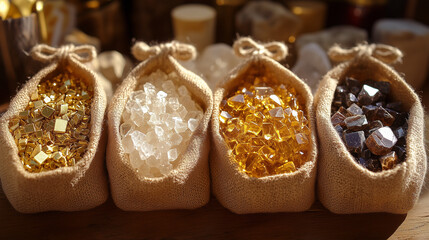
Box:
left=244, top=121, right=262, bottom=135
left=258, top=145, right=276, bottom=161
left=296, top=133, right=309, bottom=145
left=277, top=126, right=293, bottom=141
left=219, top=111, right=232, bottom=124
left=219, top=73, right=311, bottom=177
left=262, top=122, right=275, bottom=140
left=254, top=86, right=274, bottom=98
left=235, top=143, right=250, bottom=155
left=278, top=161, right=296, bottom=173
left=268, top=107, right=284, bottom=119
left=227, top=94, right=245, bottom=109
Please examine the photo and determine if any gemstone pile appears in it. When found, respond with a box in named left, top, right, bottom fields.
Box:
left=331, top=77, right=408, bottom=172
left=8, top=70, right=93, bottom=173
left=121, top=70, right=204, bottom=178
left=219, top=72, right=311, bottom=178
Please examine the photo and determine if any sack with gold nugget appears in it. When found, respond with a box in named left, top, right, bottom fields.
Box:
left=211, top=37, right=318, bottom=214
left=0, top=44, right=109, bottom=213
left=315, top=43, right=427, bottom=214
left=106, top=41, right=213, bottom=211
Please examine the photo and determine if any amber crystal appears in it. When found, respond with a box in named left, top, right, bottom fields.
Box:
left=379, top=151, right=398, bottom=170
left=8, top=70, right=93, bottom=173
left=219, top=73, right=310, bottom=177
left=331, top=78, right=409, bottom=172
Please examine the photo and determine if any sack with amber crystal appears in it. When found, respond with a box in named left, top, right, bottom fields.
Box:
left=0, top=44, right=109, bottom=213
left=211, top=38, right=318, bottom=214
left=106, top=41, right=213, bottom=211
left=315, top=43, right=427, bottom=214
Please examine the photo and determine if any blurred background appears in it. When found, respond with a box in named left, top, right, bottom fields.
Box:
left=1, top=0, right=428, bottom=104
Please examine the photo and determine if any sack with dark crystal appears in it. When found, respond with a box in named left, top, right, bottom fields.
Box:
left=0, top=44, right=109, bottom=213
left=211, top=38, right=318, bottom=214
left=315, top=43, right=427, bottom=214
left=106, top=41, right=212, bottom=211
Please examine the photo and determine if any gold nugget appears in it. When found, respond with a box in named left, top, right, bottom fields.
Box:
left=8, top=70, right=93, bottom=173
left=219, top=71, right=311, bottom=178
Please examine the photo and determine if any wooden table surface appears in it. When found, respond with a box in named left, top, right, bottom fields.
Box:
left=0, top=83, right=428, bottom=240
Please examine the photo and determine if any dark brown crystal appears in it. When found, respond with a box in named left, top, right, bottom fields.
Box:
left=344, top=115, right=368, bottom=131
left=347, top=103, right=363, bottom=116
left=370, top=107, right=395, bottom=126
left=331, top=112, right=346, bottom=126
left=365, top=126, right=398, bottom=155
left=358, top=84, right=382, bottom=105
left=346, top=93, right=358, bottom=107
left=331, top=77, right=408, bottom=172
left=344, top=131, right=365, bottom=153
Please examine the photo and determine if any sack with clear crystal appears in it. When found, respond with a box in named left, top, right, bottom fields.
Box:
left=211, top=38, right=318, bottom=214
left=0, top=44, right=109, bottom=213
left=106, top=41, right=213, bottom=211
left=315, top=44, right=427, bottom=214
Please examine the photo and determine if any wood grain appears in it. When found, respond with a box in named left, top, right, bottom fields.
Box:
left=0, top=180, right=428, bottom=240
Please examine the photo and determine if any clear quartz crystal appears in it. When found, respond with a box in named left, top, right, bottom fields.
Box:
left=188, top=118, right=199, bottom=132
left=120, top=70, right=204, bottom=177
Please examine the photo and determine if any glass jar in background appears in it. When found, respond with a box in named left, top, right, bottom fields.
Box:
left=74, top=0, right=129, bottom=53
left=345, top=0, right=387, bottom=33
left=215, top=0, right=247, bottom=44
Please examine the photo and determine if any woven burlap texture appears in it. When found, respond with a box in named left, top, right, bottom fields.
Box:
left=106, top=41, right=213, bottom=211
left=0, top=44, right=109, bottom=213
left=211, top=37, right=318, bottom=214
left=315, top=43, right=427, bottom=214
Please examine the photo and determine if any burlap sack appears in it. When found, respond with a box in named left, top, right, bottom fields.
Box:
left=0, top=44, right=109, bottom=213
left=315, top=43, right=427, bottom=214
left=211, top=38, right=318, bottom=214
left=107, top=41, right=213, bottom=211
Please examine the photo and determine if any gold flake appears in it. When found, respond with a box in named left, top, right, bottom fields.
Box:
left=30, top=144, right=41, bottom=158
left=43, top=96, right=51, bottom=103
left=34, top=151, right=48, bottom=164
left=54, top=119, right=68, bottom=133
left=59, top=104, right=68, bottom=115
left=9, top=119, right=20, bottom=131
left=34, top=100, right=44, bottom=109
left=52, top=152, right=62, bottom=161
left=19, top=110, right=30, bottom=119
left=8, top=71, right=93, bottom=173
left=24, top=123, right=36, bottom=133
left=41, top=106, right=55, bottom=118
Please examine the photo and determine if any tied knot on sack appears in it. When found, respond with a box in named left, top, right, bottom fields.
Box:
left=328, top=43, right=403, bottom=65
left=132, top=41, right=197, bottom=62
left=30, top=44, right=97, bottom=63
left=233, top=37, right=288, bottom=62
